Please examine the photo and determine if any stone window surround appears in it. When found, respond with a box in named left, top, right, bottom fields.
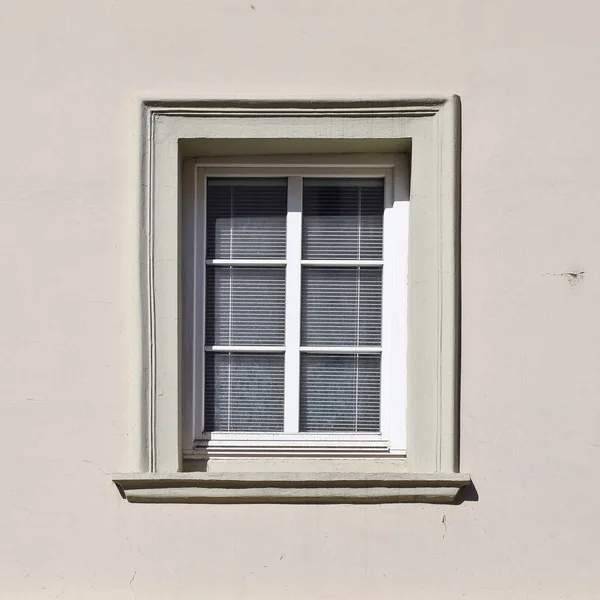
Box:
left=112, top=97, right=470, bottom=504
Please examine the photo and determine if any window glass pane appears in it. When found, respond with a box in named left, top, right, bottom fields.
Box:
left=206, top=178, right=287, bottom=259
left=205, top=266, right=285, bottom=346
left=205, top=353, right=284, bottom=432
left=302, top=178, right=384, bottom=260
left=301, top=267, right=382, bottom=346
left=300, top=354, right=380, bottom=432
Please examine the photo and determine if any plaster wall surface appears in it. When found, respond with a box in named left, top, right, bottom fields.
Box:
left=1, top=1, right=599, bottom=598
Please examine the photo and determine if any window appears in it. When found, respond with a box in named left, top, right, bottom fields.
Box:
left=185, top=164, right=407, bottom=458
left=113, top=98, right=470, bottom=503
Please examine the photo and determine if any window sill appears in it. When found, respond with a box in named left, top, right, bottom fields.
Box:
left=112, top=472, right=471, bottom=504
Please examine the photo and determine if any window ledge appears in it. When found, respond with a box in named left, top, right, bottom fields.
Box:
left=112, top=472, right=471, bottom=504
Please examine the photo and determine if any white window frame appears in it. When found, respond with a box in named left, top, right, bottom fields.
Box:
left=113, top=98, right=471, bottom=504
left=183, top=157, right=409, bottom=458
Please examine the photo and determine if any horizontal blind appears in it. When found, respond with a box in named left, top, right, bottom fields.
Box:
left=204, top=178, right=287, bottom=433
left=300, top=354, right=380, bottom=432
left=205, top=353, right=285, bottom=432
left=205, top=266, right=285, bottom=346
left=300, top=177, right=384, bottom=433
left=302, top=178, right=384, bottom=260
left=301, top=267, right=382, bottom=346
left=206, top=178, right=287, bottom=259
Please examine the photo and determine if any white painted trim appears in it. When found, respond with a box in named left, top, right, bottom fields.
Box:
left=204, top=167, right=389, bottom=178
left=389, top=154, right=410, bottom=453
left=301, top=259, right=384, bottom=267
left=204, top=346, right=286, bottom=353
left=195, top=168, right=208, bottom=439
left=299, top=346, right=382, bottom=353
left=193, top=163, right=400, bottom=454
left=191, top=432, right=393, bottom=458
left=284, top=177, right=302, bottom=434
left=380, top=167, right=394, bottom=448
left=196, top=432, right=385, bottom=442
left=119, top=97, right=467, bottom=503
left=200, top=431, right=383, bottom=443
left=187, top=450, right=394, bottom=460
left=205, top=259, right=286, bottom=266
left=195, top=153, right=397, bottom=168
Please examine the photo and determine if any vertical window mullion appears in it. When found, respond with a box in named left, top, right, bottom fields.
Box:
left=284, top=176, right=302, bottom=433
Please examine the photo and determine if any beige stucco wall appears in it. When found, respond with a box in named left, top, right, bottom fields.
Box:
left=1, top=0, right=599, bottom=597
